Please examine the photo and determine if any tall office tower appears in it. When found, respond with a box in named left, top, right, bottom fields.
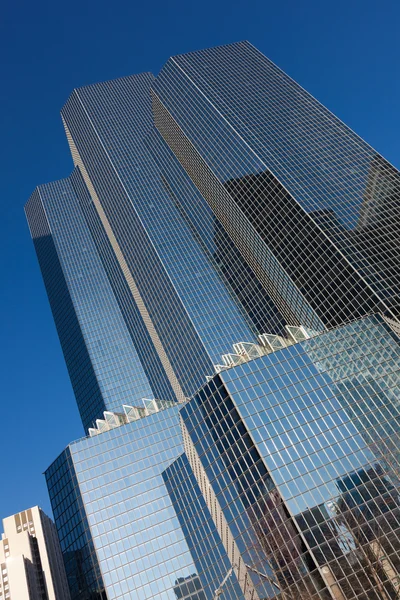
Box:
left=25, top=171, right=156, bottom=431
left=0, top=506, right=70, bottom=600
left=59, top=73, right=273, bottom=408
left=26, top=72, right=285, bottom=433
left=46, top=315, right=400, bottom=600
left=152, top=41, right=400, bottom=331
left=26, top=41, right=400, bottom=600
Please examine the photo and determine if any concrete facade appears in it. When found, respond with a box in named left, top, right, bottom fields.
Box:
left=0, top=506, right=70, bottom=600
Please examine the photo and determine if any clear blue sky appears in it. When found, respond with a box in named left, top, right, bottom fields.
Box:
left=1, top=0, right=399, bottom=521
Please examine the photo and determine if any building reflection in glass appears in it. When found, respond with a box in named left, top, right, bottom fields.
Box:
left=173, top=574, right=206, bottom=599
left=153, top=42, right=400, bottom=330
left=179, top=314, right=400, bottom=599
left=163, top=453, right=246, bottom=600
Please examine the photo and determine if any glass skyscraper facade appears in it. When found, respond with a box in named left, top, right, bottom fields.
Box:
left=60, top=73, right=265, bottom=405
left=152, top=41, right=400, bottom=330
left=26, top=41, right=400, bottom=600
left=46, top=404, right=245, bottom=600
left=25, top=169, right=155, bottom=431
left=179, top=314, right=400, bottom=599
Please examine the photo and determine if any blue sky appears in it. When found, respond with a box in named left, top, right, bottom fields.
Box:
left=1, top=0, right=399, bottom=521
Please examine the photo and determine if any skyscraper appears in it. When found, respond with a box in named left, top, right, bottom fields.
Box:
left=152, top=41, right=400, bottom=330
left=25, top=170, right=155, bottom=431
left=27, top=70, right=284, bottom=433
left=59, top=73, right=268, bottom=408
left=0, top=506, right=70, bottom=600
left=26, top=42, right=400, bottom=600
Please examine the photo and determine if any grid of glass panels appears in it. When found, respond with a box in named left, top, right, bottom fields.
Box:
left=46, top=447, right=106, bottom=600
left=145, top=126, right=287, bottom=337
left=27, top=41, right=400, bottom=600
left=61, top=73, right=260, bottom=399
left=150, top=88, right=328, bottom=332
left=62, top=406, right=208, bottom=600
left=152, top=41, right=400, bottom=328
left=49, top=409, right=258, bottom=600
left=70, top=166, right=177, bottom=407
left=26, top=176, right=154, bottom=431
left=182, top=315, right=400, bottom=599
left=180, top=380, right=282, bottom=599
left=163, top=453, right=245, bottom=600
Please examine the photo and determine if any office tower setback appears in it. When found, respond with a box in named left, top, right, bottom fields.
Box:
left=60, top=73, right=264, bottom=408
left=45, top=402, right=243, bottom=600
left=0, top=506, right=70, bottom=600
left=26, top=41, right=400, bottom=600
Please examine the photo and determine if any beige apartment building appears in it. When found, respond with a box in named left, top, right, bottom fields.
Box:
left=0, top=506, right=70, bottom=600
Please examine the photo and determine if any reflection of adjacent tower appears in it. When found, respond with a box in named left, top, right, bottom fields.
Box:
left=213, top=156, right=400, bottom=327
left=178, top=315, right=400, bottom=600
left=357, top=155, right=400, bottom=230
left=348, top=155, right=400, bottom=306
left=212, top=218, right=287, bottom=336
left=149, top=130, right=287, bottom=337
left=222, top=166, right=400, bottom=327
left=173, top=574, right=206, bottom=600
left=61, top=549, right=107, bottom=600
left=222, top=170, right=378, bottom=329
left=153, top=41, right=400, bottom=327
left=334, top=466, right=400, bottom=542
left=162, top=453, right=247, bottom=600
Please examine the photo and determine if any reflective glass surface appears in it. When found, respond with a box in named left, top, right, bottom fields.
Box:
left=27, top=41, right=400, bottom=600
left=25, top=172, right=153, bottom=431
left=49, top=407, right=213, bottom=600
left=46, top=447, right=106, bottom=600
left=145, top=126, right=287, bottom=337
left=61, top=73, right=261, bottom=400
left=153, top=41, right=400, bottom=328
left=182, top=315, right=400, bottom=599
left=163, top=453, right=245, bottom=600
